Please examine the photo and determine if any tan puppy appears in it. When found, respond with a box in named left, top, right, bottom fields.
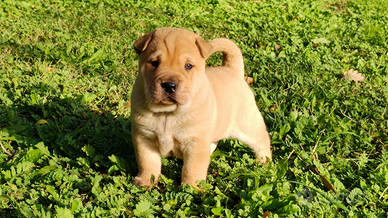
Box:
left=131, top=27, right=271, bottom=189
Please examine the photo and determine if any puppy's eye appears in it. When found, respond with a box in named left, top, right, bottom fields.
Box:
left=185, top=63, right=193, bottom=70
left=151, top=61, right=159, bottom=68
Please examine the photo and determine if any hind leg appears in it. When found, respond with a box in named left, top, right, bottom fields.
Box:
left=231, top=109, right=272, bottom=163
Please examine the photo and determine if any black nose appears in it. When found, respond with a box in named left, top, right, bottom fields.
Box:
left=161, top=82, right=177, bottom=93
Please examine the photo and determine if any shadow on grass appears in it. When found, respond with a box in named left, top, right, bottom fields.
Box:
left=1, top=92, right=138, bottom=177
left=0, top=37, right=139, bottom=175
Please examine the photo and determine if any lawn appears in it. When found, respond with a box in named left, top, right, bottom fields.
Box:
left=0, top=0, right=387, bottom=217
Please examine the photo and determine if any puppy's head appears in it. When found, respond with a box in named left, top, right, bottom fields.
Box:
left=134, top=28, right=213, bottom=113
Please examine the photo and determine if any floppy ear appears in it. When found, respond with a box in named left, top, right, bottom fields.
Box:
left=196, top=37, right=214, bottom=59
left=134, top=30, right=155, bottom=54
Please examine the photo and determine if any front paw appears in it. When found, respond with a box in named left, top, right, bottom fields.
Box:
left=133, top=176, right=151, bottom=187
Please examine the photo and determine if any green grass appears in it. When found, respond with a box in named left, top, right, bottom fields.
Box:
left=0, top=0, right=387, bottom=217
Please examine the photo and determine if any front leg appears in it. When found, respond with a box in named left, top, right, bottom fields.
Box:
left=181, top=140, right=211, bottom=189
left=132, top=128, right=161, bottom=187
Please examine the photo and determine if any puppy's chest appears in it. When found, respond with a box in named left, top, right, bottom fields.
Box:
left=136, top=114, right=188, bottom=157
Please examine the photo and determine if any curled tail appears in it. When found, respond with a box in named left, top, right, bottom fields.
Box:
left=209, top=38, right=245, bottom=79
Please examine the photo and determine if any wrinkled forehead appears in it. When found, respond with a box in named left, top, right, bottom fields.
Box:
left=146, top=29, right=201, bottom=58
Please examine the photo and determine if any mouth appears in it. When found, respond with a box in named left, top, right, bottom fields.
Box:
left=161, top=96, right=177, bottom=104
